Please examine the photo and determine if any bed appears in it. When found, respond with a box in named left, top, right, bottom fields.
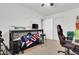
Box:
left=9, top=29, right=44, bottom=54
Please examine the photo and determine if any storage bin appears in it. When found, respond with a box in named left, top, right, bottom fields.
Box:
left=67, top=31, right=74, bottom=41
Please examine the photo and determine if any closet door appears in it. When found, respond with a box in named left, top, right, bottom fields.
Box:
left=43, top=17, right=53, bottom=40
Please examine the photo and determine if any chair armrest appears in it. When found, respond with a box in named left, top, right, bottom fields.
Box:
left=65, top=37, right=68, bottom=39
left=65, top=37, right=73, bottom=41
left=64, top=37, right=69, bottom=40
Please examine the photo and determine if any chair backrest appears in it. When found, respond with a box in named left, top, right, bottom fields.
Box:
left=57, top=25, right=66, bottom=46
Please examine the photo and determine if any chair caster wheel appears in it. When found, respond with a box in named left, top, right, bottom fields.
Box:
left=58, top=51, right=60, bottom=53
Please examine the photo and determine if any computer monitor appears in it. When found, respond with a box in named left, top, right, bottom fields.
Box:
left=32, top=24, right=38, bottom=29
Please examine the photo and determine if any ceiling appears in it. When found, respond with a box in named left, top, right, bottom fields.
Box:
left=17, top=3, right=79, bottom=16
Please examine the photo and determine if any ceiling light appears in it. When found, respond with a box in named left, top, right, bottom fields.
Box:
left=41, top=3, right=54, bottom=7
left=45, top=3, right=50, bottom=6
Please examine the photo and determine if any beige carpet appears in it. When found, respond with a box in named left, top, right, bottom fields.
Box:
left=19, top=39, right=67, bottom=55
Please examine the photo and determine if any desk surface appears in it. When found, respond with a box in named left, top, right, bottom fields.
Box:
left=9, top=29, right=43, bottom=32
left=72, top=38, right=79, bottom=45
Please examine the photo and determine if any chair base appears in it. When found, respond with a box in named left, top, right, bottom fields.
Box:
left=58, top=51, right=65, bottom=53
left=58, top=48, right=75, bottom=55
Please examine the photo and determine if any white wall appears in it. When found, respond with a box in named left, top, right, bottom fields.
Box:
left=44, top=8, right=79, bottom=40
left=0, top=4, right=42, bottom=48
left=53, top=8, right=79, bottom=40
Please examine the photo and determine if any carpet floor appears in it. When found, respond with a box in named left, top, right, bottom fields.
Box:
left=19, top=39, right=66, bottom=55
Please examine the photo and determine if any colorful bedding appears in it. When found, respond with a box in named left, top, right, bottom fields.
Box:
left=21, top=33, right=39, bottom=49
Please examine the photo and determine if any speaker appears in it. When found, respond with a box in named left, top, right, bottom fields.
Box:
left=12, top=40, right=21, bottom=55
left=32, top=24, right=38, bottom=29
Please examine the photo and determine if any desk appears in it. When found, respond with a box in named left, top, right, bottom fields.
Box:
left=72, top=37, right=79, bottom=45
